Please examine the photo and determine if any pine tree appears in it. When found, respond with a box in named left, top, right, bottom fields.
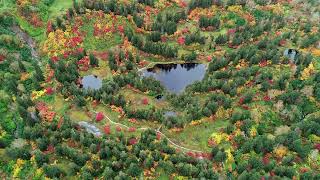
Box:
left=33, top=62, right=44, bottom=81
left=18, top=60, right=26, bottom=72
left=89, top=53, right=99, bottom=67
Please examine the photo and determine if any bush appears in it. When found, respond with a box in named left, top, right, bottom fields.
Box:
left=6, top=146, right=31, bottom=160
left=274, top=166, right=295, bottom=178
left=199, top=16, right=220, bottom=29
left=184, top=52, right=197, bottom=62
left=44, top=165, right=66, bottom=178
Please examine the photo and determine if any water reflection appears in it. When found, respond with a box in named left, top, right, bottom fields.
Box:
left=284, top=49, right=298, bottom=60
left=142, top=63, right=206, bottom=93
left=81, top=75, right=102, bottom=90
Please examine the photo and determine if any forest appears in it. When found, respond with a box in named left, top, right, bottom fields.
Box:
left=0, top=0, right=320, bottom=179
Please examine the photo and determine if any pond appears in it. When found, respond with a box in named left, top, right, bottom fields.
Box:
left=164, top=111, right=177, bottom=117
left=142, top=63, right=206, bottom=93
left=81, top=75, right=102, bottom=90
left=78, top=121, right=102, bottom=137
left=284, top=49, right=298, bottom=60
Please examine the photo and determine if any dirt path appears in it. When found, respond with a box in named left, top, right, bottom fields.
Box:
left=103, top=114, right=204, bottom=154
left=11, top=25, right=39, bottom=60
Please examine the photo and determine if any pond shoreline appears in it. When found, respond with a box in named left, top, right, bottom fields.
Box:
left=141, top=62, right=207, bottom=93
left=138, top=61, right=208, bottom=72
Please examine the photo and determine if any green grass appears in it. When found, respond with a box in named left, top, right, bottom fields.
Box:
left=0, top=0, right=45, bottom=42
left=315, top=56, right=320, bottom=71
left=15, top=15, right=45, bottom=41
left=84, top=33, right=123, bottom=51
left=0, top=149, right=9, bottom=162
left=81, top=17, right=123, bottom=51
left=156, top=169, right=170, bottom=180
left=0, top=0, right=15, bottom=12
left=79, top=60, right=113, bottom=79
left=163, top=118, right=229, bottom=151
left=48, top=0, right=74, bottom=20
left=119, top=89, right=170, bottom=110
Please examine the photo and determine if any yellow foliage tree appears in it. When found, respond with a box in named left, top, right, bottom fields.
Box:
left=13, top=159, right=25, bottom=178
left=249, top=127, right=257, bottom=137
left=210, top=132, right=228, bottom=145
left=274, top=145, right=288, bottom=159
left=227, top=5, right=243, bottom=14
left=301, top=62, right=315, bottom=80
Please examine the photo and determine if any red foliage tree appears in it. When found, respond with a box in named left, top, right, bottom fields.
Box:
left=239, top=97, right=244, bottom=105
left=57, top=117, right=64, bottom=129
left=51, top=56, right=59, bottom=62
left=161, top=36, right=167, bottom=42
left=279, top=39, right=286, bottom=46
left=156, top=132, right=161, bottom=140
left=227, top=28, right=236, bottom=36
left=118, top=25, right=124, bottom=34
left=129, top=138, right=137, bottom=145
left=63, top=51, right=70, bottom=59
left=242, top=105, right=249, bottom=110
left=179, top=0, right=187, bottom=7
left=263, top=155, right=270, bottom=165
left=45, top=87, right=54, bottom=95
left=177, top=36, right=185, bottom=45
left=263, top=95, right=270, bottom=101
left=259, top=60, right=267, bottom=67
left=0, top=55, right=5, bottom=62
left=45, top=144, right=55, bottom=154
left=96, top=112, right=104, bottom=122
left=186, top=151, right=195, bottom=158
left=128, top=127, right=136, bottom=132
left=142, top=98, right=149, bottom=105
left=116, top=126, right=122, bottom=132
left=47, top=21, right=53, bottom=34
left=104, top=125, right=111, bottom=135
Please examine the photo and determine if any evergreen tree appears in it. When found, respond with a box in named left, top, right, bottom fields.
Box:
left=89, top=53, right=99, bottom=67
left=18, top=60, right=26, bottom=72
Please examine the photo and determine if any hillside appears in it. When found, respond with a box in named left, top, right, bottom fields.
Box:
left=0, top=0, right=320, bottom=179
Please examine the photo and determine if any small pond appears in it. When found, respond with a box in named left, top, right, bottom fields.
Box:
left=81, top=75, right=102, bottom=90
left=78, top=121, right=102, bottom=136
left=164, top=111, right=177, bottom=118
left=284, top=49, right=298, bottom=60
left=142, top=63, right=206, bottom=93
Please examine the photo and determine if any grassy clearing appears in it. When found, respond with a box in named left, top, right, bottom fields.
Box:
left=15, top=15, right=45, bottom=42
left=84, top=34, right=123, bottom=51
left=1, top=0, right=44, bottom=41
left=119, top=89, right=170, bottom=110
left=0, top=148, right=9, bottom=162
left=81, top=18, right=123, bottom=51
left=48, top=0, right=74, bottom=20
left=52, top=95, right=70, bottom=114
left=79, top=60, right=112, bottom=79
left=69, top=107, right=90, bottom=122
left=0, top=0, right=15, bottom=12
left=94, top=103, right=162, bottom=130
left=156, top=168, right=171, bottom=180
left=163, top=118, right=229, bottom=151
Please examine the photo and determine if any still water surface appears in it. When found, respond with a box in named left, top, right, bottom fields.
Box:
left=142, top=63, right=206, bottom=93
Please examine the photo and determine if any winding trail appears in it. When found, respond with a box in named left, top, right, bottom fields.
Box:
left=11, top=25, right=39, bottom=60
left=103, top=114, right=204, bottom=154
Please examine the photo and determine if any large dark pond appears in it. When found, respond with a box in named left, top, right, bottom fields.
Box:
left=142, top=63, right=206, bottom=93
left=81, top=75, right=102, bottom=90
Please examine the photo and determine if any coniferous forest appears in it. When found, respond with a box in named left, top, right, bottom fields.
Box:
left=0, top=0, right=320, bottom=179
